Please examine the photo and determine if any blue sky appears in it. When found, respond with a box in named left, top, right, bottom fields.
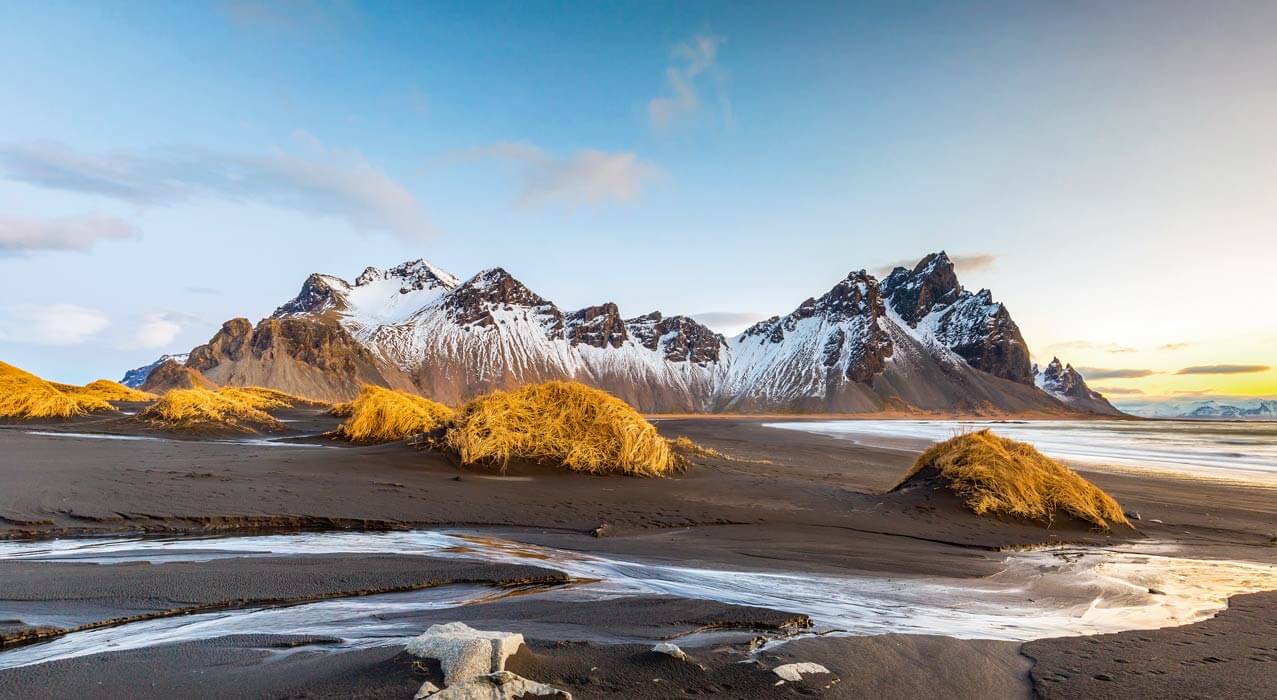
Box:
left=1, top=0, right=1274, bottom=403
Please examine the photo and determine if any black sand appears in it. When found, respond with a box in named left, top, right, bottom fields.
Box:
left=1, top=413, right=1274, bottom=698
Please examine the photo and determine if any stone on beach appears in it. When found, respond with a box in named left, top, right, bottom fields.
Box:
left=651, top=642, right=689, bottom=661
left=415, top=671, right=572, bottom=699
left=772, top=662, right=831, bottom=682
left=405, top=622, right=525, bottom=686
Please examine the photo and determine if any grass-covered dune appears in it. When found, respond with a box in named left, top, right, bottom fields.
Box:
left=334, top=385, right=453, bottom=442
left=445, top=380, right=679, bottom=477
left=58, top=379, right=157, bottom=403
left=894, top=429, right=1129, bottom=530
left=139, top=387, right=284, bottom=434
left=0, top=361, right=114, bottom=419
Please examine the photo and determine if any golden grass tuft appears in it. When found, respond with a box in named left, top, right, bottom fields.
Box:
left=65, top=379, right=157, bottom=403
left=445, top=381, right=677, bottom=477
left=226, top=386, right=330, bottom=409
left=0, top=361, right=114, bottom=419
left=139, top=387, right=283, bottom=433
left=670, top=435, right=726, bottom=460
left=894, top=429, right=1129, bottom=530
left=334, top=385, right=454, bottom=443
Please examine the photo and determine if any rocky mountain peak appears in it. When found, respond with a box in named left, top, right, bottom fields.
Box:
left=355, top=258, right=460, bottom=293
left=566, top=303, right=628, bottom=349
left=1028, top=357, right=1121, bottom=415
left=881, top=251, right=961, bottom=325
left=273, top=273, right=350, bottom=318
left=443, top=268, right=564, bottom=339
left=625, top=313, right=725, bottom=364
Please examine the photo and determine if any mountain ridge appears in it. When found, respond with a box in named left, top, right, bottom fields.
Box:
left=122, top=252, right=1121, bottom=415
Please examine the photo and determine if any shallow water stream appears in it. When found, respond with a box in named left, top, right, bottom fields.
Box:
left=1, top=530, right=1275, bottom=670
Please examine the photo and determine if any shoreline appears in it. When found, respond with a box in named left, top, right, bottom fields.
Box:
left=1, top=412, right=1274, bottom=697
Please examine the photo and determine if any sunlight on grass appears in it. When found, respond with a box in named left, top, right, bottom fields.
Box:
left=139, top=387, right=283, bottom=433
left=445, top=381, right=677, bottom=476
left=894, top=429, right=1129, bottom=529
left=334, top=385, right=454, bottom=442
left=0, top=361, right=114, bottom=419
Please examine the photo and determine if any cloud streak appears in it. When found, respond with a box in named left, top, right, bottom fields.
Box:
left=873, top=253, right=998, bottom=277
left=0, top=213, right=139, bottom=253
left=1049, top=340, right=1138, bottom=354
left=649, top=34, right=728, bottom=129
left=0, top=137, right=432, bottom=240
left=484, top=143, right=661, bottom=208
left=1075, top=367, right=1157, bottom=379
left=1176, top=364, right=1271, bottom=375
left=692, top=311, right=765, bottom=329
left=0, top=304, right=110, bottom=346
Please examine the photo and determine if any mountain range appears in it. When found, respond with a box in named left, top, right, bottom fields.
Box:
left=123, top=252, right=1120, bottom=416
left=1117, top=398, right=1277, bottom=420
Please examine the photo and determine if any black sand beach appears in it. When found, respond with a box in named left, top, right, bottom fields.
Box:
left=1, top=412, right=1274, bottom=698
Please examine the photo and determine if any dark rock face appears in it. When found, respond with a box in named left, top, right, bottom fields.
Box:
left=358, top=259, right=458, bottom=293
left=138, top=359, right=214, bottom=393
left=566, top=303, right=628, bottom=349
left=444, top=268, right=565, bottom=340
left=933, top=291, right=1034, bottom=385
left=274, top=274, right=347, bottom=318
left=1037, top=357, right=1092, bottom=400
left=742, top=270, right=893, bottom=384
left=881, top=252, right=1033, bottom=385
left=881, top=252, right=962, bottom=325
left=188, top=317, right=382, bottom=377
left=625, top=312, right=725, bottom=364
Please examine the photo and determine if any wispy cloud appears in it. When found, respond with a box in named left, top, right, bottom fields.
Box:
left=0, top=213, right=139, bottom=253
left=185, top=286, right=221, bottom=295
left=483, top=143, right=661, bottom=208
left=692, top=311, right=765, bottom=329
left=0, top=303, right=110, bottom=346
left=1157, top=342, right=1195, bottom=351
left=1049, top=340, right=1138, bottom=354
left=130, top=311, right=201, bottom=349
left=873, top=253, right=998, bottom=277
left=0, top=136, right=432, bottom=240
left=648, top=34, right=729, bottom=130
left=1092, top=386, right=1146, bottom=395
left=1176, top=364, right=1271, bottom=375
left=1074, top=367, right=1157, bottom=379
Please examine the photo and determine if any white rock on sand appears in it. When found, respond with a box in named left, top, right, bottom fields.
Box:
left=415, top=671, right=571, bottom=699
left=651, top=642, right=689, bottom=661
left=772, top=662, right=831, bottom=682
left=405, top=622, right=525, bottom=686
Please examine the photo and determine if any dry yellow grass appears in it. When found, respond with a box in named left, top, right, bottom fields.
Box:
left=226, top=386, right=329, bottom=409
left=334, top=385, right=454, bottom=442
left=139, top=387, right=283, bottom=433
left=65, top=379, right=157, bottom=403
left=670, top=435, right=725, bottom=460
left=0, top=361, right=114, bottom=419
left=445, top=381, right=677, bottom=477
left=894, top=429, right=1129, bottom=530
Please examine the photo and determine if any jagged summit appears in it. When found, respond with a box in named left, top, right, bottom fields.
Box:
left=1034, top=358, right=1120, bottom=415
left=129, top=252, right=1122, bottom=414
left=355, top=258, right=460, bottom=291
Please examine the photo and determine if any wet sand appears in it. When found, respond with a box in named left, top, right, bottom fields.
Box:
left=0, top=555, right=567, bottom=647
left=1, top=412, right=1275, bottom=697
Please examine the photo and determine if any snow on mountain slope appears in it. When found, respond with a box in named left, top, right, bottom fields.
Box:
left=120, top=353, right=189, bottom=388
left=150, top=252, right=1119, bottom=414
left=1034, top=358, right=1122, bottom=416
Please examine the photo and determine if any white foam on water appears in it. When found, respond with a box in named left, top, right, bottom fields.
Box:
left=1, top=529, right=1273, bottom=671
left=765, top=419, right=1277, bottom=484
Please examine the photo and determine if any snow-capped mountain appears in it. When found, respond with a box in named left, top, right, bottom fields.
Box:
left=120, top=353, right=189, bottom=388
left=1117, top=399, right=1277, bottom=420
left=1033, top=357, right=1120, bottom=415
left=127, top=252, right=1119, bottom=415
